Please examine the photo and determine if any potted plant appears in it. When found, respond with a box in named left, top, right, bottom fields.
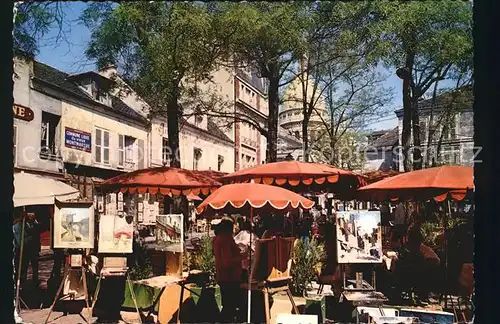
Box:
left=291, top=238, right=326, bottom=297
left=183, top=235, right=222, bottom=322
left=122, top=239, right=161, bottom=311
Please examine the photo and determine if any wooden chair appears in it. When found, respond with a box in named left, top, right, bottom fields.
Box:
left=241, top=237, right=299, bottom=324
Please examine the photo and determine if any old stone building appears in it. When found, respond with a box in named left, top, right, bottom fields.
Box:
left=395, top=89, right=474, bottom=170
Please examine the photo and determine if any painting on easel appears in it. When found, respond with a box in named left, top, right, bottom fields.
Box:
left=336, top=211, right=382, bottom=264
left=53, top=200, right=94, bottom=249
left=156, top=214, right=183, bottom=253
left=98, top=214, right=134, bottom=253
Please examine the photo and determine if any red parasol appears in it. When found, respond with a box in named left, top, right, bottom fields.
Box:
left=100, top=167, right=222, bottom=196
left=362, top=169, right=401, bottom=184
left=196, top=183, right=315, bottom=215
left=196, top=182, right=314, bottom=323
left=221, top=161, right=366, bottom=197
left=356, top=165, right=473, bottom=202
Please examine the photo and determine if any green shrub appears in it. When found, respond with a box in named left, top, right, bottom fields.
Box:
left=186, top=235, right=216, bottom=286
left=128, top=239, right=153, bottom=280
left=291, top=238, right=326, bottom=297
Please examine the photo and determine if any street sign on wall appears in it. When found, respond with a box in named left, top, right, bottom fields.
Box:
left=65, top=127, right=92, bottom=152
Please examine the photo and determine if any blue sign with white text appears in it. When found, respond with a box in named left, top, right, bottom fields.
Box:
left=65, top=127, right=92, bottom=152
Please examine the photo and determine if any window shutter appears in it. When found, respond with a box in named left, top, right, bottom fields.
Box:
left=103, top=131, right=110, bottom=164
left=95, top=129, right=102, bottom=163
left=118, top=134, right=124, bottom=167
left=137, top=139, right=145, bottom=169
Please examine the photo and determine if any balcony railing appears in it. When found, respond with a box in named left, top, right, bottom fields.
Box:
left=241, top=136, right=258, bottom=148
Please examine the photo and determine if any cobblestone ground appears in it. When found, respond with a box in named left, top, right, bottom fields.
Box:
left=19, top=308, right=145, bottom=324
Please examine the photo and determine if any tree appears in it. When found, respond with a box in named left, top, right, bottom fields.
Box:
left=216, top=2, right=313, bottom=162
left=13, top=2, right=71, bottom=58
left=373, top=1, right=473, bottom=171
left=83, top=2, right=232, bottom=168
left=308, top=66, right=392, bottom=166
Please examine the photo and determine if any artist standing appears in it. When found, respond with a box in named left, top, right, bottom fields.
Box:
left=23, top=213, right=40, bottom=287
left=213, top=219, right=245, bottom=323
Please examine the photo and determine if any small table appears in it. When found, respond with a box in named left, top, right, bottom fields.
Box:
left=135, top=272, right=208, bottom=323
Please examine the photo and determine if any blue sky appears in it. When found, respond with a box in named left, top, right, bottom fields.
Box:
left=34, top=2, right=409, bottom=131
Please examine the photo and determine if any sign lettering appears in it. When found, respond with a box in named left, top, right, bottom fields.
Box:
left=65, top=127, right=92, bottom=152
left=13, top=104, right=34, bottom=121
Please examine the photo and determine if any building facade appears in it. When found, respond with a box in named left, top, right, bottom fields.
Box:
left=13, top=57, right=269, bottom=201
left=362, top=128, right=399, bottom=172
left=395, top=91, right=474, bottom=170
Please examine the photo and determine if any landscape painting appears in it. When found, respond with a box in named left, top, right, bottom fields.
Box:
left=156, top=214, right=183, bottom=253
left=53, top=200, right=94, bottom=249
left=336, top=211, right=382, bottom=264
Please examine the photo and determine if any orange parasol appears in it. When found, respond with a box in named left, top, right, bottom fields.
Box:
left=362, top=169, right=401, bottom=184
left=196, top=183, right=314, bottom=323
left=196, top=183, right=315, bottom=215
left=356, top=165, right=473, bottom=202
left=221, top=161, right=366, bottom=197
left=100, top=167, right=222, bottom=196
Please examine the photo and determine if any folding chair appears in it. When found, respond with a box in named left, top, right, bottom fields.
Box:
left=242, top=237, right=299, bottom=324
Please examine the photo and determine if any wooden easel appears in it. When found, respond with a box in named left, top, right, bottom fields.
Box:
left=44, top=251, right=91, bottom=324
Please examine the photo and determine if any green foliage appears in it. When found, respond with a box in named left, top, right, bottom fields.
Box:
left=128, top=239, right=153, bottom=280
left=291, top=238, right=326, bottom=297
left=185, top=235, right=216, bottom=286
left=13, top=2, right=69, bottom=57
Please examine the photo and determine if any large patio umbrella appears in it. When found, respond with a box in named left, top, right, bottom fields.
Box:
left=14, top=172, right=80, bottom=207
left=356, top=165, right=473, bottom=304
left=356, top=165, right=473, bottom=202
left=361, top=169, right=401, bottom=185
left=196, top=183, right=314, bottom=323
left=100, top=166, right=222, bottom=196
left=221, top=161, right=366, bottom=201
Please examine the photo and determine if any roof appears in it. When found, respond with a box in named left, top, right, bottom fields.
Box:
left=32, top=61, right=148, bottom=124
left=370, top=127, right=399, bottom=149
left=368, top=129, right=390, bottom=137
left=180, top=117, right=233, bottom=144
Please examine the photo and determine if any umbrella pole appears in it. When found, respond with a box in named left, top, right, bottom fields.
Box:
left=15, top=209, right=26, bottom=313
left=445, top=199, right=451, bottom=289
left=247, top=207, right=253, bottom=324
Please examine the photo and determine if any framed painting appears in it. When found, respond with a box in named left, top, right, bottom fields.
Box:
left=53, top=200, right=94, bottom=249
left=156, top=214, right=183, bottom=253
left=336, top=210, right=382, bottom=264
left=98, top=214, right=134, bottom=253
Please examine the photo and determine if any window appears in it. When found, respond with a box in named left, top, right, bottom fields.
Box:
left=125, top=136, right=136, bottom=163
left=13, top=124, right=17, bottom=166
left=442, top=116, right=456, bottom=140
left=419, top=120, right=427, bottom=145
left=162, top=137, right=170, bottom=165
left=218, top=155, right=224, bottom=171
left=118, top=134, right=125, bottom=167
left=94, top=128, right=110, bottom=164
left=193, top=147, right=202, bottom=170
left=40, top=111, right=60, bottom=159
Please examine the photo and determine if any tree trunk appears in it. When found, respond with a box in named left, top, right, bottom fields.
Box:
left=425, top=80, right=440, bottom=168
left=411, top=98, right=423, bottom=170
left=167, top=88, right=181, bottom=168
left=302, top=114, right=310, bottom=162
left=266, top=70, right=280, bottom=163
left=401, top=54, right=414, bottom=172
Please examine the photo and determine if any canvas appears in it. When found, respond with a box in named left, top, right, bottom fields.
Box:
left=53, top=200, right=94, bottom=249
left=336, top=211, right=382, bottom=264
left=156, top=214, right=183, bottom=253
left=98, top=214, right=134, bottom=253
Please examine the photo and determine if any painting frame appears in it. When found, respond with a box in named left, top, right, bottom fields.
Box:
left=53, top=200, right=94, bottom=249
left=156, top=214, right=184, bottom=253
left=98, top=214, right=134, bottom=254
left=336, top=210, right=383, bottom=264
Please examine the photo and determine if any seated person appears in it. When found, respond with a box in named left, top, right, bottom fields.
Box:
left=393, top=227, right=440, bottom=302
